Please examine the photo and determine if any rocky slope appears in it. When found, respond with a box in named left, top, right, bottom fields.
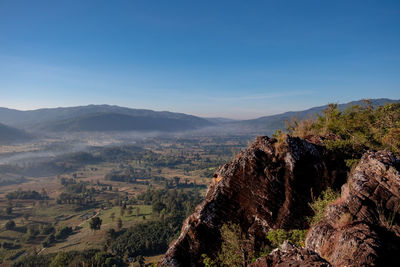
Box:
left=160, top=136, right=400, bottom=266
left=249, top=241, right=331, bottom=267
left=160, top=135, right=347, bottom=266
left=305, top=150, right=400, bottom=266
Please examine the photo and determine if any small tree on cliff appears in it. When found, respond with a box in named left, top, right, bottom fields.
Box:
left=202, top=223, right=252, bottom=267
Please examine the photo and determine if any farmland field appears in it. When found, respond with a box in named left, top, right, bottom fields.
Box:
left=0, top=135, right=250, bottom=265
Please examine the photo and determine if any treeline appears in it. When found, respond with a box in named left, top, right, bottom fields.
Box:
left=56, top=192, right=95, bottom=205
left=135, top=188, right=203, bottom=218
left=13, top=250, right=123, bottom=267
left=6, top=189, right=48, bottom=200
left=104, top=166, right=150, bottom=183
left=42, top=226, right=73, bottom=247
left=109, top=217, right=182, bottom=258
left=56, top=178, right=98, bottom=205
left=92, top=145, right=148, bottom=163
left=108, top=188, right=203, bottom=261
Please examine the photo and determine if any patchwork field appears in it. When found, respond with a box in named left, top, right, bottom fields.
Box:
left=0, top=135, right=249, bottom=265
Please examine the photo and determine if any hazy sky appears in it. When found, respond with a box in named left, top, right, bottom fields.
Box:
left=1, top=0, right=399, bottom=119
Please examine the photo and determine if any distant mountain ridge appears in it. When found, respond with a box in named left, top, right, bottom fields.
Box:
left=0, top=105, right=214, bottom=133
left=0, top=99, right=398, bottom=135
left=0, top=104, right=211, bottom=126
left=41, top=112, right=213, bottom=132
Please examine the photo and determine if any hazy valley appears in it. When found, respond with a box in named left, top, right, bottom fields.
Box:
left=0, top=99, right=399, bottom=266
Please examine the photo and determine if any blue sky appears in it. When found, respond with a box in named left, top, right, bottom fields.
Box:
left=0, top=0, right=399, bottom=119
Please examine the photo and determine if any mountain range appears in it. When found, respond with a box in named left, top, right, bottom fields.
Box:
left=0, top=105, right=212, bottom=129
left=0, top=98, right=398, bottom=143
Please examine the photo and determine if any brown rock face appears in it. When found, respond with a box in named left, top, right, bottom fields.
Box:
left=160, top=136, right=347, bottom=266
left=306, top=150, right=400, bottom=266
left=249, top=241, right=331, bottom=267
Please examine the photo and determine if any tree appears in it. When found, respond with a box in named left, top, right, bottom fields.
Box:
left=89, top=217, right=102, bottom=231
left=55, top=226, right=73, bottom=240
left=173, top=176, right=180, bottom=186
left=127, top=206, right=133, bottom=216
left=110, top=212, right=115, bottom=222
left=106, top=228, right=117, bottom=241
left=213, top=223, right=252, bottom=267
left=152, top=201, right=165, bottom=214
left=136, top=207, right=140, bottom=217
left=50, top=252, right=70, bottom=267
left=117, top=218, right=123, bottom=229
left=135, top=255, right=145, bottom=267
left=43, top=234, right=55, bottom=247
left=6, top=206, right=12, bottom=215
left=5, top=220, right=16, bottom=230
left=41, top=188, right=48, bottom=199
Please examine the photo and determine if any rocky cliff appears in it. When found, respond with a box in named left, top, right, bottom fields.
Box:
left=160, top=135, right=347, bottom=266
left=160, top=135, right=400, bottom=266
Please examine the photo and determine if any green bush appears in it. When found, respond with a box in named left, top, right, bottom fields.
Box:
left=266, top=229, right=289, bottom=248
left=50, top=252, right=71, bottom=267
left=307, top=188, right=338, bottom=225
left=202, top=223, right=251, bottom=267
left=202, top=254, right=217, bottom=267
left=5, top=220, right=16, bottom=230
left=290, top=229, right=307, bottom=246
left=217, top=223, right=247, bottom=267
left=266, top=229, right=307, bottom=248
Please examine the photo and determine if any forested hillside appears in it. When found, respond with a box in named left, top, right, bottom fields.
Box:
left=0, top=123, right=32, bottom=144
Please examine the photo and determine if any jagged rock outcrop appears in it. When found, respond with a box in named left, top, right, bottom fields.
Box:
left=306, top=150, right=400, bottom=266
left=249, top=241, right=331, bottom=267
left=160, top=136, right=347, bottom=266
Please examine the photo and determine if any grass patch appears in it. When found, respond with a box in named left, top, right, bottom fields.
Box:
left=266, top=229, right=307, bottom=248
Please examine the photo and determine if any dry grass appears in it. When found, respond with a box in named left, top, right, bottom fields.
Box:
left=286, top=117, right=317, bottom=138
left=336, top=212, right=353, bottom=228
left=273, top=131, right=288, bottom=157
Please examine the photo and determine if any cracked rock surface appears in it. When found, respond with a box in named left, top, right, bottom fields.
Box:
left=249, top=241, right=331, bottom=267
left=160, top=136, right=346, bottom=266
left=306, top=150, right=400, bottom=266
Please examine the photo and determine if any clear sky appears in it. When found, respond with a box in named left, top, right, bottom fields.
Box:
left=0, top=0, right=399, bottom=119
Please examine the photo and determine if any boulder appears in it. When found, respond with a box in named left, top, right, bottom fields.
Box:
left=250, top=241, right=331, bottom=267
